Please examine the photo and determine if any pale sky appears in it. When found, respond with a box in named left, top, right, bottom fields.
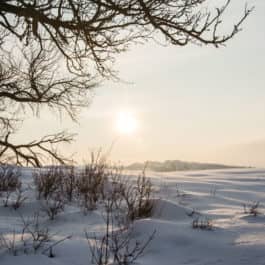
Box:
left=18, top=0, right=265, bottom=167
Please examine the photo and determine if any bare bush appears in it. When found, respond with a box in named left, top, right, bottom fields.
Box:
left=102, top=166, right=154, bottom=224
left=135, top=173, right=153, bottom=219
left=35, top=164, right=79, bottom=205
left=121, top=171, right=154, bottom=222
left=105, top=167, right=126, bottom=209
left=11, top=187, right=27, bottom=210
left=34, top=167, right=64, bottom=200
left=1, top=212, right=70, bottom=256
left=1, top=212, right=52, bottom=255
left=2, top=188, right=12, bottom=207
left=41, top=235, right=72, bottom=258
left=62, top=165, right=77, bottom=203
left=20, top=212, right=53, bottom=253
left=0, top=230, right=20, bottom=256
left=41, top=193, right=65, bottom=220
left=0, top=166, right=21, bottom=193
left=243, top=201, right=261, bottom=217
left=0, top=166, right=21, bottom=207
left=76, top=152, right=107, bottom=213
left=86, top=200, right=155, bottom=265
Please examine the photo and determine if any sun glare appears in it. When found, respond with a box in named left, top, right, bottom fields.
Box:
left=116, top=111, right=138, bottom=135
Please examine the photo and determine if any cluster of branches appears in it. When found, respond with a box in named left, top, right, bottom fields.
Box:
left=0, top=0, right=253, bottom=166
left=0, top=211, right=71, bottom=256
left=0, top=160, right=154, bottom=261
left=33, top=153, right=154, bottom=222
left=0, top=47, right=95, bottom=166
left=86, top=199, right=156, bottom=265
left=0, top=0, right=253, bottom=74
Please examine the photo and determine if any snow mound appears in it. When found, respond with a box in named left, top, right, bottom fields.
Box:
left=152, top=198, right=191, bottom=221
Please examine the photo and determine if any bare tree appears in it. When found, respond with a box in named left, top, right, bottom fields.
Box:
left=0, top=0, right=253, bottom=166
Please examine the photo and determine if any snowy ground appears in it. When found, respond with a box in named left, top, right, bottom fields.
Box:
left=1, top=168, right=265, bottom=265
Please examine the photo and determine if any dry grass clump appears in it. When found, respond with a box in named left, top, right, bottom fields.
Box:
left=0, top=166, right=23, bottom=207
left=192, top=217, right=213, bottom=230
left=243, top=201, right=261, bottom=217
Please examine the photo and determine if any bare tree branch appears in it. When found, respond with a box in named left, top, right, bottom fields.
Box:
left=0, top=47, right=96, bottom=120
left=0, top=0, right=253, bottom=76
left=0, top=47, right=94, bottom=166
left=0, top=131, right=74, bottom=167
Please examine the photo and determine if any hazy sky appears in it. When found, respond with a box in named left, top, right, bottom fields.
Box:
left=18, top=0, right=265, bottom=167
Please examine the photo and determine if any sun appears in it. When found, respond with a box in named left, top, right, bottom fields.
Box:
left=116, top=110, right=138, bottom=135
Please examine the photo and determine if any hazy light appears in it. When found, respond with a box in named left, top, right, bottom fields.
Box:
left=116, top=110, right=138, bottom=135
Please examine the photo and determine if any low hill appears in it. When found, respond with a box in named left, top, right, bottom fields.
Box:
left=126, top=160, right=243, bottom=172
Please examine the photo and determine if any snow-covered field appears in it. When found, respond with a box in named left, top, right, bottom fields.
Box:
left=1, top=168, right=265, bottom=265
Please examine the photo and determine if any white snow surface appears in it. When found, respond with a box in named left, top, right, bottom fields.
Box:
left=1, top=168, right=265, bottom=265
